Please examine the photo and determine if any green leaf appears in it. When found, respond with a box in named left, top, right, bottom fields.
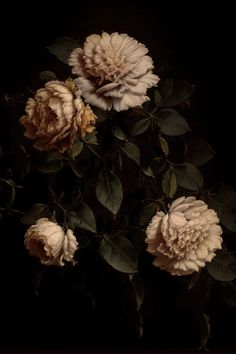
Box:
left=67, top=141, right=84, bottom=159
left=46, top=37, right=79, bottom=64
left=207, top=252, right=236, bottom=281
left=157, top=109, right=190, bottom=136
left=92, top=107, right=111, bottom=124
left=131, top=118, right=151, bottom=136
left=96, top=169, right=123, bottom=215
left=186, top=139, right=215, bottom=166
left=159, top=78, right=174, bottom=102
left=139, top=202, right=159, bottom=226
left=121, top=142, right=140, bottom=166
left=208, top=185, right=236, bottom=232
left=39, top=71, right=57, bottom=83
left=21, top=203, right=48, bottom=224
left=38, top=153, right=64, bottom=173
left=68, top=203, right=97, bottom=233
left=83, top=131, right=98, bottom=145
left=162, top=169, right=177, bottom=198
left=174, top=163, right=204, bottom=190
left=159, top=136, right=169, bottom=157
left=160, top=78, right=194, bottom=107
left=142, top=166, right=155, bottom=179
left=112, top=126, right=127, bottom=141
left=154, top=89, right=162, bottom=106
left=99, top=235, right=138, bottom=273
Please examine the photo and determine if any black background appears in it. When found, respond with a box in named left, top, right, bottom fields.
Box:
left=0, top=1, right=235, bottom=350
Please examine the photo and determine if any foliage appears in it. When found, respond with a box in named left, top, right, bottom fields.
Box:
left=1, top=36, right=236, bottom=348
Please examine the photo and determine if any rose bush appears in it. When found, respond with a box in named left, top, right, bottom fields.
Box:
left=1, top=31, right=235, bottom=349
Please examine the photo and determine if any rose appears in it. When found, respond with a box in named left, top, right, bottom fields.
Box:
left=24, top=218, right=78, bottom=266
left=145, top=196, right=223, bottom=276
left=69, top=32, right=160, bottom=111
left=20, top=80, right=96, bottom=153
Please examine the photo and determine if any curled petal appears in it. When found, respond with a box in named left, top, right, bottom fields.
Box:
left=145, top=196, right=223, bottom=276
left=24, top=218, right=79, bottom=266
left=69, top=32, right=160, bottom=111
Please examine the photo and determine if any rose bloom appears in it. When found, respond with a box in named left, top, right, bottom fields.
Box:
left=24, top=218, right=78, bottom=266
left=145, top=197, right=223, bottom=276
left=20, top=80, right=96, bottom=153
left=69, top=32, right=160, bottom=111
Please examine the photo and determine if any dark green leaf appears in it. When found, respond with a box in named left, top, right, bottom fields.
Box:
left=157, top=109, right=190, bottom=136
left=112, top=126, right=127, bottom=140
left=21, top=203, right=48, bottom=224
left=121, top=142, right=140, bottom=166
left=207, top=252, right=236, bottom=281
left=96, top=169, right=123, bottom=215
left=186, top=139, right=215, bottom=166
left=46, top=37, right=79, bottom=64
left=208, top=185, right=236, bottom=232
left=142, top=166, right=155, bottom=178
left=68, top=203, right=97, bottom=233
left=39, top=71, right=57, bottom=83
left=67, top=141, right=84, bottom=159
left=160, top=78, right=194, bottom=107
left=92, top=107, right=111, bottom=124
left=154, top=89, right=162, bottom=106
left=139, top=202, right=159, bottom=226
left=131, top=118, right=151, bottom=136
left=159, top=78, right=174, bottom=102
left=83, top=131, right=98, bottom=145
left=162, top=169, right=177, bottom=198
left=99, top=235, right=138, bottom=273
left=159, top=136, right=169, bottom=157
left=174, top=163, right=204, bottom=190
left=38, top=153, right=64, bottom=173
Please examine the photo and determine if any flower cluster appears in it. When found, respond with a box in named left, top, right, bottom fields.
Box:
left=2, top=30, right=235, bottom=348
left=18, top=32, right=223, bottom=275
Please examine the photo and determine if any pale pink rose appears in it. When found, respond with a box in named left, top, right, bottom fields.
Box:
left=24, top=218, right=78, bottom=266
left=69, top=32, right=160, bottom=111
left=20, top=80, right=96, bottom=153
left=145, top=197, right=223, bottom=276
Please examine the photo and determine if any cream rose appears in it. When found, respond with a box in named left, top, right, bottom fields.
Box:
left=24, top=218, right=78, bottom=266
left=20, top=80, right=96, bottom=153
left=69, top=32, right=160, bottom=111
left=145, top=196, right=223, bottom=276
